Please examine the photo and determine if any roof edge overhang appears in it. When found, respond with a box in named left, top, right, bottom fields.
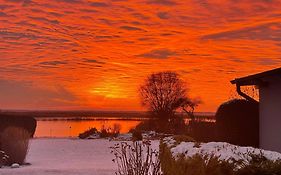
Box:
left=231, top=67, right=281, bottom=86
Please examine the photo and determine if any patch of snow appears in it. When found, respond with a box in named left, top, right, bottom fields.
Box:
left=11, top=163, right=20, bottom=168
left=163, top=137, right=281, bottom=164
left=0, top=138, right=159, bottom=175
left=112, top=133, right=132, bottom=141
left=84, top=131, right=167, bottom=141
left=86, top=134, right=100, bottom=139
left=162, top=136, right=176, bottom=147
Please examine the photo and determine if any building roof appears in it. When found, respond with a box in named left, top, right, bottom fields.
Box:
left=231, top=67, right=281, bottom=86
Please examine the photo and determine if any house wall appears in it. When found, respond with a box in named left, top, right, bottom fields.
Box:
left=259, top=76, right=281, bottom=153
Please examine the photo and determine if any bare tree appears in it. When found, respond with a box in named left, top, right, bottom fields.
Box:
left=177, top=97, right=201, bottom=121
left=139, top=71, right=197, bottom=119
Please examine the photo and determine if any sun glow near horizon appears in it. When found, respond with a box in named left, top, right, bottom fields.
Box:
left=1, top=0, right=281, bottom=111
left=90, top=83, right=129, bottom=99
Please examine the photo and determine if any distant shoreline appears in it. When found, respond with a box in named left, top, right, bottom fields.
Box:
left=0, top=110, right=215, bottom=120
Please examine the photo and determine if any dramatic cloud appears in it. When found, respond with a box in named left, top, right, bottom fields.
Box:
left=0, top=4, right=13, bottom=9
left=55, top=0, right=81, bottom=3
left=202, top=22, right=281, bottom=41
left=29, top=17, right=60, bottom=24
left=157, top=12, right=169, bottom=19
left=120, top=26, right=143, bottom=31
left=83, top=59, right=105, bottom=64
left=39, top=60, right=68, bottom=66
left=138, top=49, right=177, bottom=59
left=147, top=0, right=177, bottom=6
left=0, top=12, right=8, bottom=17
left=0, top=0, right=281, bottom=111
left=89, top=2, right=109, bottom=7
left=257, top=59, right=281, bottom=66
left=0, top=79, right=77, bottom=109
left=0, top=30, right=40, bottom=40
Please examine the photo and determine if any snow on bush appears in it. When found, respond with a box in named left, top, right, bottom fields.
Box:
left=162, top=136, right=281, bottom=164
left=0, top=151, right=9, bottom=167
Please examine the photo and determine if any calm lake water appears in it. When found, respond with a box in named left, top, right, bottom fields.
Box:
left=34, top=112, right=215, bottom=138
left=34, top=118, right=142, bottom=138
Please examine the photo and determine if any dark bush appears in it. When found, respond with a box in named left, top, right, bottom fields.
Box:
left=188, top=121, right=216, bottom=142
left=78, top=128, right=98, bottom=139
left=0, top=151, right=9, bottom=167
left=135, top=117, right=188, bottom=135
left=172, top=135, right=195, bottom=145
left=159, top=141, right=235, bottom=175
left=237, top=154, right=281, bottom=175
left=168, top=117, right=188, bottom=134
left=134, top=119, right=158, bottom=132
left=131, top=129, right=143, bottom=141
left=0, top=127, right=30, bottom=165
left=216, top=99, right=259, bottom=147
left=99, top=125, right=120, bottom=138
left=135, top=118, right=217, bottom=142
left=160, top=139, right=281, bottom=175
left=0, top=114, right=37, bottom=137
left=99, top=128, right=110, bottom=138
left=79, top=124, right=121, bottom=139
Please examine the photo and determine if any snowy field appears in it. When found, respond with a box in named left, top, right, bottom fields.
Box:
left=2, top=138, right=281, bottom=175
left=0, top=138, right=159, bottom=175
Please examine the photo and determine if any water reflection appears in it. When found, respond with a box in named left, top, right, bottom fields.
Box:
left=34, top=116, right=215, bottom=138
left=35, top=119, right=141, bottom=138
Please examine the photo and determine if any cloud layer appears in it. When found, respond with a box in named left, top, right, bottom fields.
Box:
left=1, top=0, right=281, bottom=111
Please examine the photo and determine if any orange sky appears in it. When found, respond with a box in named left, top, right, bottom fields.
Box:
left=1, top=0, right=281, bottom=112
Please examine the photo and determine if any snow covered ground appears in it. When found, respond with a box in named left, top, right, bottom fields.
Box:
left=0, top=138, right=159, bottom=175
left=2, top=137, right=281, bottom=175
left=163, top=137, right=281, bottom=164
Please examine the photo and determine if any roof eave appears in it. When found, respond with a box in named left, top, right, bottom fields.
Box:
left=231, top=67, right=281, bottom=86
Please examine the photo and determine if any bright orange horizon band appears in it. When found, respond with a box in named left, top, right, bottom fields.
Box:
left=0, top=0, right=281, bottom=112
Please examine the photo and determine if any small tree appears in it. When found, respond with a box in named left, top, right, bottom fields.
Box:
left=110, top=141, right=161, bottom=175
left=139, top=71, right=197, bottom=119
left=178, top=97, right=201, bottom=121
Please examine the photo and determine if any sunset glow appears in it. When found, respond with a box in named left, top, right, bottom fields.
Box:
left=1, top=0, right=281, bottom=111
left=35, top=120, right=140, bottom=137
